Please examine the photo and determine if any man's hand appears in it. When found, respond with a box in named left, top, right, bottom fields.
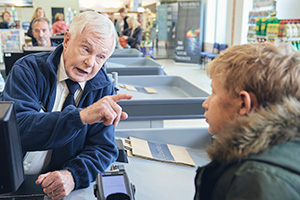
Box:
left=80, top=93, right=133, bottom=126
left=35, top=170, right=75, bottom=200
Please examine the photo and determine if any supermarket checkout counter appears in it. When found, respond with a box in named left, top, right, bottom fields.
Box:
left=50, top=35, right=64, bottom=44
left=0, top=128, right=210, bottom=200
left=110, top=49, right=143, bottom=58
left=106, top=57, right=165, bottom=76
left=66, top=127, right=211, bottom=200
left=112, top=75, right=209, bottom=129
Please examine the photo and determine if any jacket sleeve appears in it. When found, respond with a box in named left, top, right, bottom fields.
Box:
left=57, top=83, right=118, bottom=190
left=225, top=167, right=299, bottom=200
left=1, top=58, right=88, bottom=152
left=63, top=123, right=118, bottom=189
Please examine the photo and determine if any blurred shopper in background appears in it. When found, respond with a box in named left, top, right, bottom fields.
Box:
left=120, top=16, right=143, bottom=50
left=0, top=11, right=11, bottom=29
left=195, top=42, right=300, bottom=200
left=27, top=7, right=46, bottom=45
left=116, top=7, right=128, bottom=36
left=101, top=12, right=122, bottom=49
left=52, top=13, right=69, bottom=34
left=32, top=17, right=58, bottom=47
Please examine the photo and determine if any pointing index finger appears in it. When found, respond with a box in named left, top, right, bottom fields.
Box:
left=111, top=93, right=133, bottom=102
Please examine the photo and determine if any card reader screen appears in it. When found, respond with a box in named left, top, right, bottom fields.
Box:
left=102, top=174, right=127, bottom=197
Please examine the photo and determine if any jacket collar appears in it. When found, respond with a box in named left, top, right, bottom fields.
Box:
left=207, top=97, right=300, bottom=163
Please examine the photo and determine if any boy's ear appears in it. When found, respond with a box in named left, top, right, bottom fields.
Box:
left=239, top=91, right=258, bottom=115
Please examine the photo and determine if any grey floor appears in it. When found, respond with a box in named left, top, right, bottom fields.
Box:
left=154, top=58, right=211, bottom=129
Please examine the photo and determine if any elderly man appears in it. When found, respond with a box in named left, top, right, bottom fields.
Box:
left=1, top=11, right=132, bottom=200
left=32, top=17, right=58, bottom=47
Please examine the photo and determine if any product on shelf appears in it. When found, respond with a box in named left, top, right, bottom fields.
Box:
left=247, top=9, right=300, bottom=47
left=256, top=17, right=262, bottom=36
left=278, top=20, right=285, bottom=37
left=266, top=18, right=280, bottom=38
left=284, top=20, right=293, bottom=38
left=296, top=20, right=300, bottom=37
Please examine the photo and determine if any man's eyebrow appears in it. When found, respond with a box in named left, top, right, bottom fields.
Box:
left=81, top=39, right=110, bottom=56
left=81, top=39, right=93, bottom=47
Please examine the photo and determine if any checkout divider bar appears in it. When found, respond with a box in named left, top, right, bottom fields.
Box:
left=118, top=98, right=207, bottom=121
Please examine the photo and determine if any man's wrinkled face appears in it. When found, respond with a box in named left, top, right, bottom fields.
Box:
left=62, top=30, right=114, bottom=82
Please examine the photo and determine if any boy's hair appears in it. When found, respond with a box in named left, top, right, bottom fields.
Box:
left=208, top=42, right=300, bottom=106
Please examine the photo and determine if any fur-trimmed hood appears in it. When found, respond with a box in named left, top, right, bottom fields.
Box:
left=206, top=97, right=300, bottom=164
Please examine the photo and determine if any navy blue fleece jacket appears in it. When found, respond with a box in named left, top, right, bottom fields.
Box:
left=0, top=45, right=118, bottom=189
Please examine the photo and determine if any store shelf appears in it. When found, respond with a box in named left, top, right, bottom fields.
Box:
left=255, top=35, right=300, bottom=41
left=251, top=35, right=300, bottom=42
left=247, top=37, right=257, bottom=41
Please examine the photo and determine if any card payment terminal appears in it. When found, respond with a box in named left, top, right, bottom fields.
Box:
left=94, top=165, right=135, bottom=200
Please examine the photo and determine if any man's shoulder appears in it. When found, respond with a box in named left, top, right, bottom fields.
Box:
left=14, top=49, right=60, bottom=76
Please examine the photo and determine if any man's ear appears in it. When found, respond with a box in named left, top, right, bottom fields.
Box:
left=63, top=32, right=70, bottom=49
left=239, top=91, right=258, bottom=115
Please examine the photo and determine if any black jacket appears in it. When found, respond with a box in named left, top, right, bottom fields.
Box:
left=122, top=26, right=143, bottom=50
left=0, top=21, right=9, bottom=29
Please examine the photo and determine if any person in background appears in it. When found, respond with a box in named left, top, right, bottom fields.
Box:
left=0, top=11, right=11, bottom=29
left=101, top=12, right=122, bottom=49
left=194, top=42, right=300, bottom=199
left=32, top=17, right=58, bottom=47
left=27, top=7, right=46, bottom=45
left=52, top=13, right=69, bottom=35
left=1, top=11, right=132, bottom=200
left=117, top=7, right=128, bottom=36
left=121, top=16, right=143, bottom=50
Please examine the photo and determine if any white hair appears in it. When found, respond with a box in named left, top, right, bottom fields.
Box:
left=68, top=11, right=116, bottom=50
